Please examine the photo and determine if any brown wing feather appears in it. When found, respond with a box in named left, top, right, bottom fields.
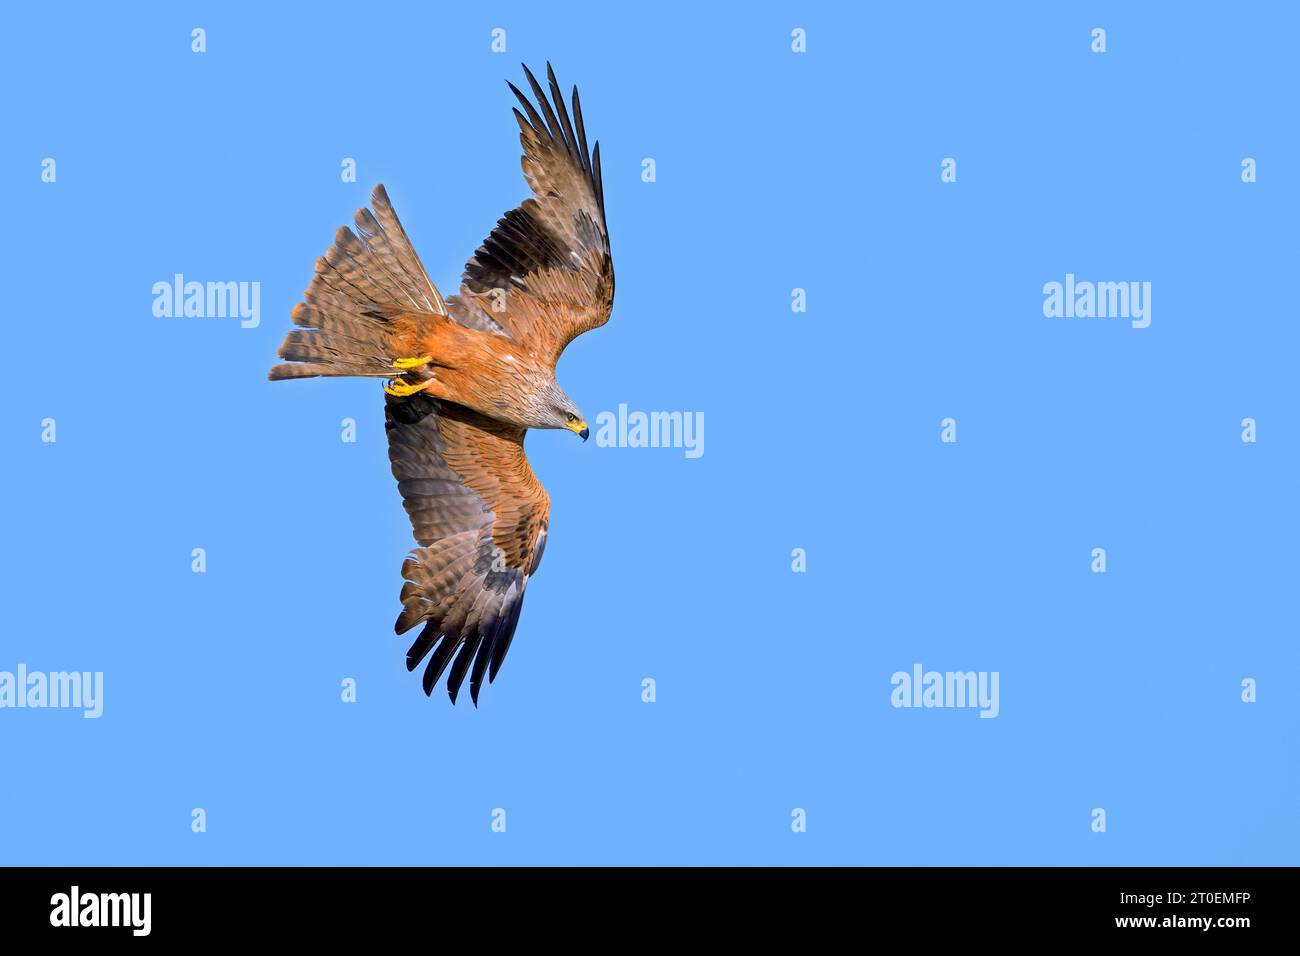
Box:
left=446, top=63, right=614, bottom=366
left=386, top=394, right=549, bottom=704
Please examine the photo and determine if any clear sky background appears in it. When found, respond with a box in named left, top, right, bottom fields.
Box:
left=2, top=2, right=1297, bottom=865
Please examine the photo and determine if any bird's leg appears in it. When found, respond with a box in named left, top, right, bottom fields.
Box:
left=384, top=375, right=435, bottom=397
left=385, top=354, right=437, bottom=397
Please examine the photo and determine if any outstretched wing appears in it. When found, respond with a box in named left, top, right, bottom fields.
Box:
left=386, top=394, right=549, bottom=704
left=446, top=63, right=614, bottom=366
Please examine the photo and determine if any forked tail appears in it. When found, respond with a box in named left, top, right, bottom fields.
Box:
left=268, top=185, right=447, bottom=381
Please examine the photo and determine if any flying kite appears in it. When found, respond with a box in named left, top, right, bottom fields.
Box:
left=269, top=64, right=613, bottom=704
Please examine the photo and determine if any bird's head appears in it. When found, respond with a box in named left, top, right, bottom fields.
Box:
left=543, top=382, right=588, bottom=441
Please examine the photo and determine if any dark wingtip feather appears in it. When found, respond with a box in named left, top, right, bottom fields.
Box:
left=446, top=639, right=479, bottom=705
left=406, top=622, right=437, bottom=670
left=592, top=141, right=605, bottom=212
left=507, top=65, right=603, bottom=210
left=469, top=616, right=502, bottom=705
left=520, top=63, right=565, bottom=145
left=571, top=86, right=591, bottom=175
left=507, top=80, right=547, bottom=137
left=422, top=655, right=439, bottom=695
left=488, top=594, right=527, bottom=683
left=422, top=634, right=459, bottom=696
left=545, top=63, right=578, bottom=156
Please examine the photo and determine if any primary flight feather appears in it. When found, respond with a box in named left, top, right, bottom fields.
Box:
left=268, top=64, right=613, bottom=705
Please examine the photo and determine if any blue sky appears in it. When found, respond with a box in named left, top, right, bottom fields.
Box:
left=1, top=2, right=1297, bottom=865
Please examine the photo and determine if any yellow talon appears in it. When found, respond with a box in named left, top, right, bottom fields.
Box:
left=392, top=355, right=432, bottom=370
left=384, top=377, right=431, bottom=397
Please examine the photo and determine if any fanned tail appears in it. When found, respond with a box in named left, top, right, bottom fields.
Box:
left=268, top=185, right=447, bottom=381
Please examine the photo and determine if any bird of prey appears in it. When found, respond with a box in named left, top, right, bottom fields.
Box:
left=268, top=64, right=613, bottom=704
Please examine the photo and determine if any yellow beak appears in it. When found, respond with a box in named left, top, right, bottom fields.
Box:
left=566, top=419, right=590, bottom=441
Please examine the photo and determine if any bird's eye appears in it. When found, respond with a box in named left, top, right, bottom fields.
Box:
left=565, top=413, right=577, bottom=422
